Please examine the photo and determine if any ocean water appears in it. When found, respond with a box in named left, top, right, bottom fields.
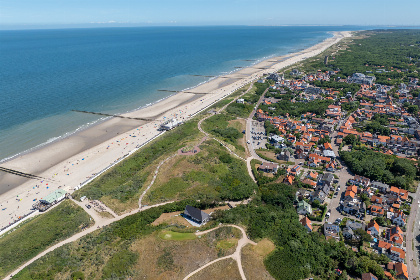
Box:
left=0, top=26, right=365, bottom=161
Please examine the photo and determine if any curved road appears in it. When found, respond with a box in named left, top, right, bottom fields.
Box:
left=6, top=81, right=264, bottom=279
left=183, top=224, right=257, bottom=280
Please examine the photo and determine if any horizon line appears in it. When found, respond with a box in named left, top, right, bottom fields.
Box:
left=1, top=23, right=420, bottom=31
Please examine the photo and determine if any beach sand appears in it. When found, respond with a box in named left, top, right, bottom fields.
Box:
left=0, top=31, right=352, bottom=229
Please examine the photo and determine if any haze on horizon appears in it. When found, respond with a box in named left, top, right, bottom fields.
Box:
left=0, top=0, right=419, bottom=29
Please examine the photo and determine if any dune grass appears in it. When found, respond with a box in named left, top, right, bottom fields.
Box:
left=0, top=200, right=92, bottom=278
left=158, top=230, right=196, bottom=241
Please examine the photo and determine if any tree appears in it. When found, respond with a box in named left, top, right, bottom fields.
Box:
left=318, top=135, right=331, bottom=145
left=407, top=104, right=419, bottom=115
left=343, top=134, right=357, bottom=145
left=354, top=228, right=372, bottom=243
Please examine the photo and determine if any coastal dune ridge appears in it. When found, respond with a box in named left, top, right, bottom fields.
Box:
left=0, top=30, right=352, bottom=230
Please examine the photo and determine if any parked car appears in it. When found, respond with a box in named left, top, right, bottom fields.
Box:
left=335, top=218, right=342, bottom=224
left=85, top=204, right=91, bottom=209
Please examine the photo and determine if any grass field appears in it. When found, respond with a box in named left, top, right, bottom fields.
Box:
left=189, top=258, right=241, bottom=280
left=0, top=200, right=92, bottom=279
left=158, top=230, right=196, bottom=241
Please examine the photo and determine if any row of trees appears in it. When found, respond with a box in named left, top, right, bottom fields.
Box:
left=340, top=148, right=418, bottom=189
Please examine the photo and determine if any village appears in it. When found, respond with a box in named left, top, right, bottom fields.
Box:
left=248, top=64, right=420, bottom=280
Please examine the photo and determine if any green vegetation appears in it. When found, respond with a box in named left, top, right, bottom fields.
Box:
left=0, top=200, right=92, bottom=278
left=158, top=230, right=196, bottom=241
left=259, top=99, right=333, bottom=117
left=73, top=121, right=199, bottom=212
left=341, top=101, right=360, bottom=113
left=12, top=200, right=218, bottom=280
left=213, top=169, right=388, bottom=280
left=226, top=102, right=254, bottom=118
left=360, top=114, right=391, bottom=136
left=145, top=139, right=256, bottom=204
left=340, top=148, right=418, bottom=189
left=312, top=80, right=361, bottom=95
left=202, top=113, right=245, bottom=151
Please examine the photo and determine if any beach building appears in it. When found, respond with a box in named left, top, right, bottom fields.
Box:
left=37, top=189, right=67, bottom=211
left=160, top=118, right=182, bottom=130
left=183, top=205, right=210, bottom=225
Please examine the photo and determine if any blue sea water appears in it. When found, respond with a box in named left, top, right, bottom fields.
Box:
left=0, top=26, right=367, bottom=161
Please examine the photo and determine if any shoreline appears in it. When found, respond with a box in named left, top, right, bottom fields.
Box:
left=0, top=33, right=327, bottom=165
left=0, top=30, right=352, bottom=229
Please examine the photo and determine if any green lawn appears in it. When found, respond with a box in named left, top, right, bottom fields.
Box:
left=0, top=200, right=92, bottom=278
left=158, top=230, right=196, bottom=241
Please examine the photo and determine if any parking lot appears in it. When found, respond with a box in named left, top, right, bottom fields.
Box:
left=249, top=120, right=267, bottom=149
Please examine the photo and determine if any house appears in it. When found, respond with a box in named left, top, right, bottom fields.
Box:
left=343, top=220, right=365, bottom=239
left=342, top=226, right=354, bottom=239
left=342, top=201, right=360, bottom=215
left=318, top=173, right=334, bottom=188
left=344, top=185, right=357, bottom=202
left=287, top=165, right=302, bottom=176
left=277, top=150, right=290, bottom=161
left=184, top=205, right=210, bottom=225
left=361, top=273, right=378, bottom=280
left=377, top=240, right=393, bottom=254
left=387, top=246, right=406, bottom=263
left=370, top=181, right=390, bottom=193
left=326, top=162, right=336, bottom=172
left=369, top=205, right=385, bottom=216
left=324, top=223, right=340, bottom=240
left=323, top=150, right=336, bottom=158
left=270, top=135, right=284, bottom=144
left=302, top=178, right=317, bottom=188
left=323, top=142, right=333, bottom=151
left=392, top=210, right=406, bottom=227
left=258, top=162, right=279, bottom=173
left=394, top=262, right=408, bottom=280
left=307, top=171, right=318, bottom=181
left=312, top=184, right=330, bottom=204
left=371, top=195, right=383, bottom=205
left=367, top=220, right=380, bottom=236
left=300, top=216, right=312, bottom=232
left=386, top=226, right=404, bottom=247
left=284, top=175, right=294, bottom=185
left=297, top=200, right=313, bottom=215
left=349, top=175, right=370, bottom=188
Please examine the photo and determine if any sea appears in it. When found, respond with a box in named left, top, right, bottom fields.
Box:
left=0, top=25, right=375, bottom=161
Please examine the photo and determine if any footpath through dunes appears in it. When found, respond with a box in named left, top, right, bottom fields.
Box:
left=3, top=31, right=353, bottom=279
left=3, top=127, right=182, bottom=278
left=0, top=31, right=351, bottom=231
left=183, top=225, right=257, bottom=280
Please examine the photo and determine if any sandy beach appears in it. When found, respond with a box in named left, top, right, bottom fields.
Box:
left=0, top=31, right=352, bottom=230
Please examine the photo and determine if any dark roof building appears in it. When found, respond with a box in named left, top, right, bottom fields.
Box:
left=184, top=205, right=210, bottom=225
left=361, top=273, right=378, bottom=280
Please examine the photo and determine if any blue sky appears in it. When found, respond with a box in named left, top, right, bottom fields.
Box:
left=1, top=0, right=419, bottom=28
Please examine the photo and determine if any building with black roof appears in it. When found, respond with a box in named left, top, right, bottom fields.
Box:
left=184, top=205, right=210, bottom=225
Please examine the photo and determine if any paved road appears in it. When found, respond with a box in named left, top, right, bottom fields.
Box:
left=183, top=224, right=257, bottom=280
left=406, top=183, right=420, bottom=280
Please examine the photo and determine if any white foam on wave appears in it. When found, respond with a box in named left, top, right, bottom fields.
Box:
left=0, top=116, right=111, bottom=163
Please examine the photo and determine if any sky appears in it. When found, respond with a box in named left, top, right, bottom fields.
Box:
left=1, top=0, right=420, bottom=29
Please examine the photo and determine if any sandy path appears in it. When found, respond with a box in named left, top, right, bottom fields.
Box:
left=183, top=224, right=256, bottom=280
left=0, top=31, right=352, bottom=231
